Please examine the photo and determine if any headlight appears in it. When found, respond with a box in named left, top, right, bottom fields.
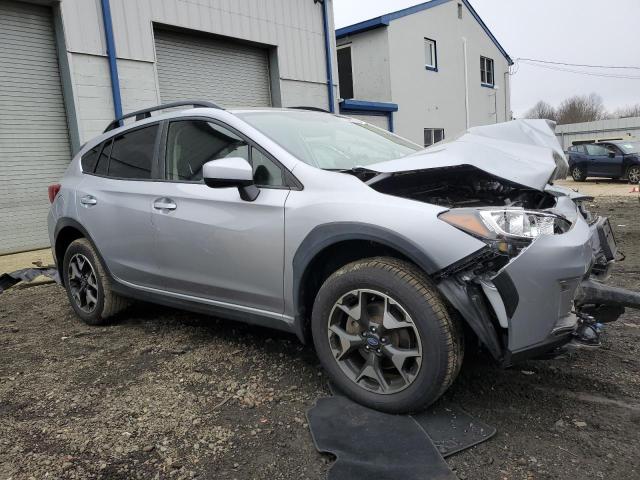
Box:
left=439, top=207, right=571, bottom=255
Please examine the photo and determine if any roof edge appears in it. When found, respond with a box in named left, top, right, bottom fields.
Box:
left=335, top=0, right=512, bottom=66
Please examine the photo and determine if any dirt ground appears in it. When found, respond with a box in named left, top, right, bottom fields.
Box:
left=1, top=196, right=639, bottom=480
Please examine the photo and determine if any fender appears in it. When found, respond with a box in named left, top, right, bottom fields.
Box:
left=53, top=217, right=113, bottom=283
left=291, top=222, right=441, bottom=336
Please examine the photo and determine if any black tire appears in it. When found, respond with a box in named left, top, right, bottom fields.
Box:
left=571, top=165, right=587, bottom=182
left=627, top=165, right=640, bottom=185
left=311, top=257, right=463, bottom=413
left=62, top=238, right=130, bottom=325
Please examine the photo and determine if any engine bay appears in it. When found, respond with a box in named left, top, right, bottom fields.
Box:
left=364, top=165, right=557, bottom=209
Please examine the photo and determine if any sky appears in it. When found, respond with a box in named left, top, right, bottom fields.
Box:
left=333, top=0, right=640, bottom=118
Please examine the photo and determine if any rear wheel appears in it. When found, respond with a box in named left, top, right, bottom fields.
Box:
left=62, top=239, right=129, bottom=325
left=571, top=165, right=587, bottom=182
left=627, top=165, right=640, bottom=184
left=311, top=257, right=463, bottom=413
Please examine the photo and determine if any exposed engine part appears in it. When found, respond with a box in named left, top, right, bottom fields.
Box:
left=572, top=313, right=602, bottom=348
left=366, top=165, right=557, bottom=209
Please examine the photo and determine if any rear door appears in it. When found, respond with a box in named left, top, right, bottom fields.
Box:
left=77, top=123, right=164, bottom=286
left=150, top=118, right=290, bottom=314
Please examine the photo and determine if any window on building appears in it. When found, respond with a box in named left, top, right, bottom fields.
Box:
left=480, top=56, right=494, bottom=86
left=337, top=45, right=354, bottom=99
left=108, top=125, right=158, bottom=179
left=424, top=128, right=445, bottom=147
left=457, top=3, right=463, bottom=19
left=424, top=38, right=437, bottom=71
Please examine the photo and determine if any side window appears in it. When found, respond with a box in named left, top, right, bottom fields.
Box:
left=251, top=147, right=285, bottom=187
left=480, top=56, right=494, bottom=86
left=577, top=145, right=587, bottom=154
left=166, top=120, right=249, bottom=182
left=81, top=143, right=101, bottom=173
left=94, top=139, right=112, bottom=176
left=108, top=125, right=158, bottom=179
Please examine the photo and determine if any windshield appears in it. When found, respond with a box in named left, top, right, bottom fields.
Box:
left=617, top=142, right=640, bottom=154
left=236, top=111, right=422, bottom=170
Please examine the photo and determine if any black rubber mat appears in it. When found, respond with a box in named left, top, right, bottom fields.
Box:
left=307, top=395, right=457, bottom=480
left=413, top=404, right=496, bottom=457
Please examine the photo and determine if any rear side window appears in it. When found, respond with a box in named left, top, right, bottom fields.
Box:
left=95, top=139, right=112, bottom=176
left=81, top=144, right=101, bottom=173
left=108, top=125, right=158, bottom=179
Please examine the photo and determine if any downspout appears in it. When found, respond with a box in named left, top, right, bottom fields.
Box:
left=387, top=112, right=394, bottom=133
left=318, top=0, right=336, bottom=113
left=462, top=37, right=470, bottom=129
left=100, top=0, right=123, bottom=123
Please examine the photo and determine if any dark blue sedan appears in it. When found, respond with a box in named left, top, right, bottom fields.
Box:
left=566, top=141, right=640, bottom=183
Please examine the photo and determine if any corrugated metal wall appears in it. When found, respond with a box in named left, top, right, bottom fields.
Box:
left=0, top=1, right=72, bottom=254
left=60, top=0, right=333, bottom=85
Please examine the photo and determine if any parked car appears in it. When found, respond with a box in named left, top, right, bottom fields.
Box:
left=48, top=103, right=640, bottom=413
left=566, top=141, right=640, bottom=183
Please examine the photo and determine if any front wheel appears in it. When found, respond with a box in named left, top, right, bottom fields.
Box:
left=311, top=257, right=463, bottom=413
left=571, top=165, right=587, bottom=182
left=627, top=165, right=640, bottom=184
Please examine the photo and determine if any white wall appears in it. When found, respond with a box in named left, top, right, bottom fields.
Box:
left=337, top=27, right=392, bottom=102
left=58, top=0, right=337, bottom=142
left=387, top=1, right=510, bottom=145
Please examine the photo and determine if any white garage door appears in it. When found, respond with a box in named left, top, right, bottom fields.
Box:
left=154, top=29, right=272, bottom=108
left=0, top=1, right=72, bottom=254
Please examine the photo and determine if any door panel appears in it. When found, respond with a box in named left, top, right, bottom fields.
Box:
left=76, top=176, right=163, bottom=286
left=150, top=184, right=289, bottom=313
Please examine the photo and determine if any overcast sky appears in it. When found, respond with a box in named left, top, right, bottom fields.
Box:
left=333, top=0, right=640, bottom=117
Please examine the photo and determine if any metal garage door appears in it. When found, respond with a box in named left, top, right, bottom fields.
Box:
left=154, top=29, right=272, bottom=108
left=0, top=1, right=71, bottom=254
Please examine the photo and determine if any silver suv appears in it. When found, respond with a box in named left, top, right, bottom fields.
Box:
left=48, top=101, right=638, bottom=413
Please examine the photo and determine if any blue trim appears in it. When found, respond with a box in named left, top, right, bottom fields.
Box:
left=320, top=0, right=335, bottom=113
left=481, top=83, right=495, bottom=89
left=100, top=0, right=123, bottom=123
left=425, top=66, right=438, bottom=72
left=340, top=99, right=398, bottom=113
left=336, top=0, right=512, bottom=66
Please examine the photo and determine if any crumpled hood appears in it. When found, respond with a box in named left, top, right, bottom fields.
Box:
left=366, top=119, right=568, bottom=191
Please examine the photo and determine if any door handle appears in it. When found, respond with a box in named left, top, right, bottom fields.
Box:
left=153, top=198, right=177, bottom=211
left=80, top=195, right=97, bottom=206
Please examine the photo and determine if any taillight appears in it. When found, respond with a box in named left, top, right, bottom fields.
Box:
left=48, top=184, right=61, bottom=203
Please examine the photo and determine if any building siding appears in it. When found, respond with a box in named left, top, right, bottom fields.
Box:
left=58, top=0, right=338, bottom=143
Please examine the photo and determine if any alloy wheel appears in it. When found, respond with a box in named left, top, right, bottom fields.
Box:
left=68, top=253, right=99, bottom=314
left=628, top=167, right=640, bottom=184
left=572, top=167, right=583, bottom=181
left=327, top=289, right=423, bottom=395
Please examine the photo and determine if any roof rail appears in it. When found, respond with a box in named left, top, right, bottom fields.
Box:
left=290, top=106, right=330, bottom=113
left=103, top=100, right=223, bottom=132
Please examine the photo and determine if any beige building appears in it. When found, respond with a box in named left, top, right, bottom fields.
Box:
left=336, top=0, right=512, bottom=146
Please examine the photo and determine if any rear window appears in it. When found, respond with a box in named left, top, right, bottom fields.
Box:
left=81, top=144, right=101, bottom=173
left=107, top=125, right=158, bottom=179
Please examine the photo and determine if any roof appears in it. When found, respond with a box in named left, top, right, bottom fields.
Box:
left=335, top=0, right=513, bottom=66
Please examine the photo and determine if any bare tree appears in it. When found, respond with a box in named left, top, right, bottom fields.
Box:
left=556, top=93, right=607, bottom=125
left=524, top=101, right=557, bottom=121
left=613, top=104, right=640, bottom=119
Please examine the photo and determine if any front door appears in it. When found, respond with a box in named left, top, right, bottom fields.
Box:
left=150, top=118, right=290, bottom=314
left=77, top=124, right=163, bottom=286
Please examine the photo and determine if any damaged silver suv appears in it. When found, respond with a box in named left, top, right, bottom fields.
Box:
left=48, top=101, right=640, bottom=413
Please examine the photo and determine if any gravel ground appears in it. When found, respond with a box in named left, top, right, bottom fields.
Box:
left=1, top=196, right=639, bottom=480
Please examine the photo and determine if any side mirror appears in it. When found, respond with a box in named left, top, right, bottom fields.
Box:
left=608, top=151, right=616, bottom=158
left=203, top=157, right=259, bottom=201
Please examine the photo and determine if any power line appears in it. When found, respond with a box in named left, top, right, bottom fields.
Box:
left=514, top=60, right=640, bottom=79
left=516, top=57, right=640, bottom=70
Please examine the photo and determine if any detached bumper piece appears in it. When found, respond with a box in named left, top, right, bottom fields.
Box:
left=0, top=267, right=60, bottom=294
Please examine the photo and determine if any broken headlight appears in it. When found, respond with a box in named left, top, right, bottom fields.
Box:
left=439, top=207, right=572, bottom=255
